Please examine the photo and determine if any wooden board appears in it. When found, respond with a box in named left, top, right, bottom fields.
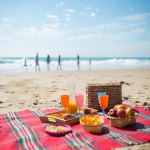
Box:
left=39, top=107, right=98, bottom=125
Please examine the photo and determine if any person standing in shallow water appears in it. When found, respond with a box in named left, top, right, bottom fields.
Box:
left=35, top=53, right=40, bottom=71
left=57, top=55, right=62, bottom=70
left=89, top=58, right=91, bottom=70
left=22, top=59, right=27, bottom=71
left=46, top=55, right=50, bottom=71
left=24, top=59, right=27, bottom=71
left=77, top=55, right=80, bottom=70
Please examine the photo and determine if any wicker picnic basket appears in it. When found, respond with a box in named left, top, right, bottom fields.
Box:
left=86, top=83, right=122, bottom=111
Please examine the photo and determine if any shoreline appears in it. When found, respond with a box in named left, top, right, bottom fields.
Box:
left=1, top=57, right=150, bottom=74
left=0, top=67, right=150, bottom=74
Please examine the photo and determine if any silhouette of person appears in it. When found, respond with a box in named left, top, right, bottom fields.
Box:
left=46, top=55, right=50, bottom=71
left=23, top=59, right=27, bottom=71
left=35, top=53, right=40, bottom=71
left=89, top=58, right=91, bottom=70
left=89, top=58, right=91, bottom=65
left=57, top=55, right=62, bottom=70
left=77, top=55, right=80, bottom=70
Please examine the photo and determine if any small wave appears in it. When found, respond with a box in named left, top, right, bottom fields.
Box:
left=0, top=57, right=150, bottom=73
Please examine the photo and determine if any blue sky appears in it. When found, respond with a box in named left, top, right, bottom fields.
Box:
left=0, top=0, right=150, bottom=57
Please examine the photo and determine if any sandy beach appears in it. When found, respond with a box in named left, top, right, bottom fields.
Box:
left=0, top=68, right=150, bottom=149
left=0, top=68, right=150, bottom=114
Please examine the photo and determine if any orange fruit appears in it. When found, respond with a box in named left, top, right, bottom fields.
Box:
left=114, top=105, right=118, bottom=110
left=116, top=105, right=126, bottom=110
left=126, top=107, right=135, bottom=117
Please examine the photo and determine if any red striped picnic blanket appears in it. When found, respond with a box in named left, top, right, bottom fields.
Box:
left=0, top=104, right=150, bottom=150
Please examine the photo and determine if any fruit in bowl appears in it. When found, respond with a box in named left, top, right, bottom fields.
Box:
left=64, top=113, right=72, bottom=120
left=108, top=109, right=117, bottom=117
left=109, top=104, right=136, bottom=118
left=114, top=105, right=118, bottom=110
left=126, top=107, right=135, bottom=117
left=109, top=104, right=136, bottom=128
left=117, top=108, right=126, bottom=118
left=115, top=105, right=126, bottom=110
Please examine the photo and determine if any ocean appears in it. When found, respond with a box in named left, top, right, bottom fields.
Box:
left=0, top=57, right=150, bottom=73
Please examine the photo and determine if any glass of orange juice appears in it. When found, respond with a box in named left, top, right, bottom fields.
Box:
left=61, top=95, right=69, bottom=114
left=66, top=82, right=77, bottom=114
left=99, top=95, right=109, bottom=118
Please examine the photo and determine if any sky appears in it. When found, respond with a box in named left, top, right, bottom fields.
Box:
left=0, top=0, right=150, bottom=57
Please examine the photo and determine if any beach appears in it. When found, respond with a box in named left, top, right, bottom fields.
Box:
left=0, top=68, right=150, bottom=149
left=0, top=68, right=150, bottom=114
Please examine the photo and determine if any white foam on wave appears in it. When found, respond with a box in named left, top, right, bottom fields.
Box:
left=0, top=57, right=150, bottom=73
left=91, top=58, right=150, bottom=66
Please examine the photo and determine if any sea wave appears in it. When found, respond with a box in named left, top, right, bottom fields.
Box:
left=0, top=57, right=150, bottom=73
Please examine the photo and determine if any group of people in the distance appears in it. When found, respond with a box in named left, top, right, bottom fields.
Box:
left=23, top=53, right=87, bottom=71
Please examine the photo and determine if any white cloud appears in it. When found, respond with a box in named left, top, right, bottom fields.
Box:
left=63, top=24, right=68, bottom=27
left=0, top=24, right=13, bottom=40
left=125, top=22, right=146, bottom=29
left=65, top=9, right=75, bottom=13
left=122, top=13, right=150, bottom=21
left=42, top=23, right=50, bottom=27
left=42, top=23, right=59, bottom=28
left=64, top=23, right=131, bottom=41
left=1, top=18, right=11, bottom=21
left=46, top=14, right=58, bottom=18
left=50, top=23, right=59, bottom=28
left=56, top=2, right=64, bottom=7
left=66, top=17, right=70, bottom=21
left=67, top=34, right=97, bottom=40
left=84, top=7, right=91, bottom=10
left=131, top=28, right=145, bottom=33
left=96, top=23, right=119, bottom=30
left=64, top=14, right=71, bottom=17
left=18, top=26, right=63, bottom=39
left=18, top=27, right=37, bottom=36
left=17, top=22, right=125, bottom=42
left=63, top=22, right=149, bottom=55
left=0, top=35, right=11, bottom=40
left=56, top=18, right=60, bottom=21
left=91, top=13, right=95, bottom=17
left=0, top=24, right=11, bottom=31
left=80, top=12, right=86, bottom=15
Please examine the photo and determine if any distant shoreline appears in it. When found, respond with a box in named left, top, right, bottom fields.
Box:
left=0, top=67, right=150, bottom=75
left=0, top=57, right=150, bottom=74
